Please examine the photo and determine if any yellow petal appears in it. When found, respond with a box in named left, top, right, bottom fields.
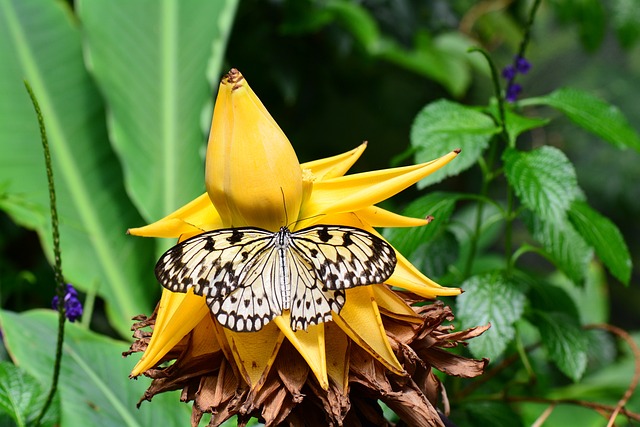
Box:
left=205, top=69, right=302, bottom=230
left=372, top=286, right=422, bottom=324
left=130, top=289, right=209, bottom=376
left=332, top=286, right=404, bottom=374
left=128, top=193, right=223, bottom=238
left=274, top=315, right=328, bottom=389
left=219, top=320, right=284, bottom=391
left=355, top=205, right=432, bottom=228
left=301, top=142, right=367, bottom=180
left=388, top=251, right=462, bottom=298
left=301, top=150, right=459, bottom=219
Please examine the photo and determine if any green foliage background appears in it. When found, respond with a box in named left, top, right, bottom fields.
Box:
left=1, top=0, right=639, bottom=426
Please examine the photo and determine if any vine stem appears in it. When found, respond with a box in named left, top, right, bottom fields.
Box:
left=24, top=81, right=67, bottom=426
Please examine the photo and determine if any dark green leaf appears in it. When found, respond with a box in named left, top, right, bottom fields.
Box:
left=411, top=100, right=499, bottom=188
left=503, top=146, right=579, bottom=222
left=525, top=88, right=640, bottom=152
left=0, top=361, right=57, bottom=427
left=530, top=311, right=588, bottom=381
left=324, top=0, right=380, bottom=53
left=456, top=272, right=526, bottom=360
left=0, top=310, right=191, bottom=426
left=568, top=201, right=632, bottom=285
left=528, top=281, right=581, bottom=320
left=383, top=192, right=459, bottom=256
left=524, top=210, right=592, bottom=284
left=411, top=231, right=459, bottom=280
left=458, top=401, right=523, bottom=427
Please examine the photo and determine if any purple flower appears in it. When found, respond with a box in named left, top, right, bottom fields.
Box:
left=505, top=83, right=522, bottom=103
left=501, top=65, right=516, bottom=80
left=515, top=56, right=531, bottom=74
left=52, top=284, right=83, bottom=322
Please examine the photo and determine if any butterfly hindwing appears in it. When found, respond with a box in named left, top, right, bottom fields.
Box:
left=287, top=249, right=346, bottom=331
left=290, top=225, right=396, bottom=290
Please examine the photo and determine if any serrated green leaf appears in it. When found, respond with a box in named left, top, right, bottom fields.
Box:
left=531, top=311, right=587, bottom=381
left=524, top=87, right=640, bottom=152
left=568, top=201, right=632, bottom=285
left=383, top=192, right=460, bottom=256
left=503, top=146, right=579, bottom=222
left=456, top=272, right=526, bottom=360
left=76, top=0, right=238, bottom=222
left=0, top=310, right=191, bottom=427
left=0, top=0, right=155, bottom=336
left=0, top=361, right=57, bottom=427
left=524, top=210, right=593, bottom=284
left=411, top=100, right=499, bottom=188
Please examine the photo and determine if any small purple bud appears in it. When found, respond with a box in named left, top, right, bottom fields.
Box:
left=51, top=284, right=83, bottom=322
left=502, top=65, right=516, bottom=80
left=505, top=83, right=522, bottom=102
left=515, top=56, right=531, bottom=74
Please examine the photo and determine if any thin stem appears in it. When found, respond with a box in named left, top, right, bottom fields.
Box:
left=469, top=47, right=508, bottom=139
left=504, top=185, right=515, bottom=275
left=25, top=81, right=66, bottom=427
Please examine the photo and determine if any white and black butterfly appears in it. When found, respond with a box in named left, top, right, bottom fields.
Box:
left=155, top=224, right=397, bottom=332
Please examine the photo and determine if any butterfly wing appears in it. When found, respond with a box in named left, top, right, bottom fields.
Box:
left=155, top=227, right=278, bottom=316
left=290, top=225, right=397, bottom=290
left=213, top=245, right=284, bottom=332
left=286, top=249, right=346, bottom=331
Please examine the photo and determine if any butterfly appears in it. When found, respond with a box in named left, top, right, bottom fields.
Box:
left=155, top=224, right=397, bottom=332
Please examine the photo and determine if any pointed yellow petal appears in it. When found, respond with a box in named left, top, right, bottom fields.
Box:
left=128, top=193, right=223, bottom=238
left=220, top=320, right=284, bottom=390
left=324, top=321, right=350, bottom=393
left=301, top=150, right=459, bottom=218
left=356, top=205, right=432, bottom=228
left=301, top=142, right=367, bottom=180
left=388, top=251, right=462, bottom=298
left=205, top=69, right=302, bottom=230
left=372, top=286, right=422, bottom=324
left=130, top=289, right=209, bottom=376
left=332, top=286, right=404, bottom=374
left=274, top=315, right=328, bottom=389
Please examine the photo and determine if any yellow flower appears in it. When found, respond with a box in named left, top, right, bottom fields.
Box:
left=127, top=69, right=485, bottom=425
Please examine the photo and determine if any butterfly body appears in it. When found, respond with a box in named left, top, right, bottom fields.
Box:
left=155, top=225, right=396, bottom=332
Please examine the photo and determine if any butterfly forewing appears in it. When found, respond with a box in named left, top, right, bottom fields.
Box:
left=290, top=225, right=397, bottom=290
left=155, top=224, right=397, bottom=333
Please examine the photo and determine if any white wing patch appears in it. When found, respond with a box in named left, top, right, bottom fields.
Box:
left=155, top=225, right=397, bottom=332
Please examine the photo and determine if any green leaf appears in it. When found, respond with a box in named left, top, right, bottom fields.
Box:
left=324, top=0, right=381, bottom=54
left=524, top=87, right=640, bottom=152
left=503, top=146, right=579, bottom=222
left=530, top=310, right=588, bottom=381
left=456, top=272, right=526, bottom=360
left=411, top=100, right=500, bottom=188
left=524, top=210, right=593, bottom=284
left=568, top=201, right=632, bottom=285
left=411, top=231, right=459, bottom=280
left=612, top=0, right=640, bottom=48
left=458, top=402, right=523, bottom=427
left=487, top=101, right=549, bottom=145
left=0, top=0, right=155, bottom=336
left=528, top=281, right=581, bottom=321
left=383, top=192, right=459, bottom=256
left=0, top=310, right=191, bottom=427
left=0, top=361, right=58, bottom=427
left=76, top=0, right=238, bottom=222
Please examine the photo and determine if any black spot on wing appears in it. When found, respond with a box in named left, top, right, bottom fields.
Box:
left=227, top=229, right=244, bottom=244
left=316, top=227, right=331, bottom=243
left=342, top=232, right=354, bottom=246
